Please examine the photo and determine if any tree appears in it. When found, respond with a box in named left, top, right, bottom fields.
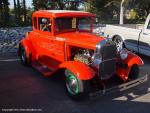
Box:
left=0, top=0, right=10, bottom=25
left=22, top=0, right=27, bottom=23
left=127, top=0, right=150, bottom=20
left=33, top=0, right=48, bottom=10
left=3, top=0, right=10, bottom=21
left=0, top=0, right=2, bottom=23
left=32, top=0, right=85, bottom=10
left=16, top=0, right=21, bottom=23
left=85, top=0, right=121, bottom=23
left=13, top=0, right=17, bottom=21
left=12, top=0, right=30, bottom=25
left=85, top=0, right=137, bottom=24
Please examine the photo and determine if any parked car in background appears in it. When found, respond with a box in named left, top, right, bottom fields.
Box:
left=104, top=14, right=150, bottom=56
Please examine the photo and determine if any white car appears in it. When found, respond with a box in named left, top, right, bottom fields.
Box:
left=104, top=14, right=150, bottom=56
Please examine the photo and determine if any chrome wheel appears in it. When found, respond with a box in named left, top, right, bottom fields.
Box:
left=64, top=69, right=91, bottom=100
left=65, top=70, right=79, bottom=95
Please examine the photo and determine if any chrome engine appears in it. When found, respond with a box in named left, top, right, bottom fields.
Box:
left=74, top=49, right=93, bottom=65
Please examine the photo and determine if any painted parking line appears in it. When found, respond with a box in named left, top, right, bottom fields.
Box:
left=0, top=59, right=20, bottom=62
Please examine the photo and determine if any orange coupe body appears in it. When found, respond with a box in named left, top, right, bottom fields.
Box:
left=18, top=10, right=144, bottom=99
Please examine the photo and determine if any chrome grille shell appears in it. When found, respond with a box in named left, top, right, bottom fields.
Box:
left=92, top=40, right=117, bottom=80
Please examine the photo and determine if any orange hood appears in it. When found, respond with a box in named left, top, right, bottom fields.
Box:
left=56, top=32, right=105, bottom=50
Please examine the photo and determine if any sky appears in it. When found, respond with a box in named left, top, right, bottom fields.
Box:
left=9, top=0, right=33, bottom=9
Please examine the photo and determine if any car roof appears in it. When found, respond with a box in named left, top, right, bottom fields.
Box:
left=32, top=10, right=95, bottom=18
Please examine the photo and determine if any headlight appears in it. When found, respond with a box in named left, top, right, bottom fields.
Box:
left=120, top=49, right=128, bottom=60
left=96, top=39, right=106, bottom=53
left=91, top=40, right=107, bottom=66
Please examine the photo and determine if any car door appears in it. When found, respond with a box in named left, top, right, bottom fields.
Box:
left=139, top=20, right=150, bottom=56
left=37, top=17, right=65, bottom=68
left=30, top=16, right=41, bottom=61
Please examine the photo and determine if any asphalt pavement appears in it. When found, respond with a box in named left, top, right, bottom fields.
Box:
left=0, top=53, right=150, bottom=113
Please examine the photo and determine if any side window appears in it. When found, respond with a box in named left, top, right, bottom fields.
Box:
left=33, top=17, right=37, bottom=29
left=38, top=18, right=51, bottom=32
left=147, top=20, right=150, bottom=30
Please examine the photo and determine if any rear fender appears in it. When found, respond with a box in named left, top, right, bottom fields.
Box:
left=59, top=61, right=95, bottom=80
left=117, top=52, right=144, bottom=81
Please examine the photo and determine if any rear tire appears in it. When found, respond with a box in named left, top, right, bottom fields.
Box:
left=19, top=45, right=30, bottom=66
left=64, top=69, right=90, bottom=100
left=128, top=65, right=139, bottom=80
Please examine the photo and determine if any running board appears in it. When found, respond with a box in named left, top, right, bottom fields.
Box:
left=32, top=62, right=53, bottom=77
left=89, top=74, right=148, bottom=97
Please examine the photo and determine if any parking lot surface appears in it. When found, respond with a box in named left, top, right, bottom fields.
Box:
left=0, top=53, right=150, bottom=113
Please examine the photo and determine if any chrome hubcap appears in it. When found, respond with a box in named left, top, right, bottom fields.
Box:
left=65, top=72, right=79, bottom=95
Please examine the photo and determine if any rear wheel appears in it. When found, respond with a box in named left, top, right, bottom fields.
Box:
left=128, top=65, right=139, bottom=80
left=65, top=69, right=90, bottom=100
left=19, top=45, right=30, bottom=66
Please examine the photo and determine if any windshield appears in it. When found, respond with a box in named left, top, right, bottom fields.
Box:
left=55, top=17, right=92, bottom=33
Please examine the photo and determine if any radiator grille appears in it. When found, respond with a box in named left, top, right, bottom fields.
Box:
left=99, top=42, right=117, bottom=80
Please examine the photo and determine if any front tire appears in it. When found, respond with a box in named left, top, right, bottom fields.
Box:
left=65, top=69, right=90, bottom=100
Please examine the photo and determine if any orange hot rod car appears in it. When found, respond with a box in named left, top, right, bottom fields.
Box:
left=18, top=10, right=147, bottom=99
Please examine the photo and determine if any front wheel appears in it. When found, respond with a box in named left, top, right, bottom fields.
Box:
left=65, top=69, right=90, bottom=100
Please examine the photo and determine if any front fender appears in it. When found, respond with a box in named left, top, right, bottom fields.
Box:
left=123, top=52, right=144, bottom=66
left=117, top=52, right=144, bottom=81
left=59, top=61, right=95, bottom=80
